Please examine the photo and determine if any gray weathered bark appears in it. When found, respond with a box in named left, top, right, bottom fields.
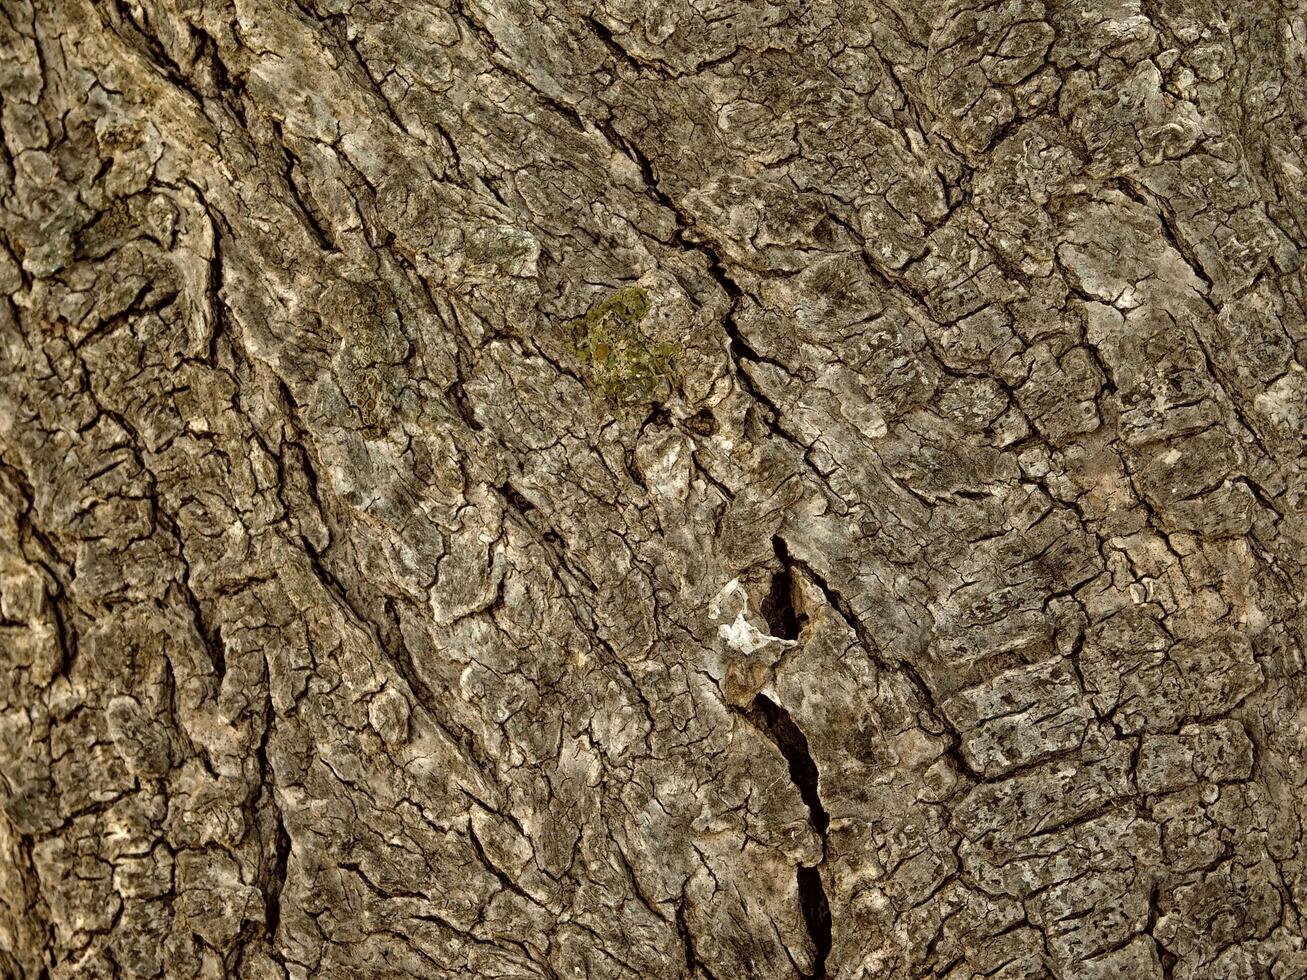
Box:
left=1, top=0, right=1305, bottom=977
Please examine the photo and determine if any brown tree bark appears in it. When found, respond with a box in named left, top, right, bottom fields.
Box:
left=1, top=0, right=1305, bottom=977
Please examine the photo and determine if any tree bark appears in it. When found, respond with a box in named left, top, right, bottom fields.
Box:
left=1, top=0, right=1305, bottom=977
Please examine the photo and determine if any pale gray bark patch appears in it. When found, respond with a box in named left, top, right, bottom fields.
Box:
left=1, top=0, right=1305, bottom=977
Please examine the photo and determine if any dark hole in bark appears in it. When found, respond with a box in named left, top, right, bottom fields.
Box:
left=624, top=448, right=648, bottom=491
left=645, top=406, right=673, bottom=429
left=761, top=537, right=805, bottom=641
left=501, top=482, right=534, bottom=514
left=684, top=408, right=719, bottom=435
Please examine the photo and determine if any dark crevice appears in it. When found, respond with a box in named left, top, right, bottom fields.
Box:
left=581, top=15, right=674, bottom=78
left=639, top=406, right=674, bottom=436
left=745, top=695, right=828, bottom=837
left=295, top=546, right=486, bottom=780
left=1146, top=881, right=1177, bottom=979
left=46, top=592, right=76, bottom=681
left=494, top=485, right=600, bottom=593
left=450, top=0, right=586, bottom=135
left=339, top=861, right=427, bottom=901
left=675, top=894, right=720, bottom=980
left=499, top=482, right=535, bottom=514
left=264, top=813, right=291, bottom=935
left=623, top=448, right=648, bottom=492
left=474, top=29, right=797, bottom=452
left=761, top=536, right=806, bottom=642
left=796, top=866, right=832, bottom=980
left=466, top=819, right=547, bottom=910
left=100, top=0, right=206, bottom=109
left=741, top=694, right=830, bottom=979
left=683, top=408, right=719, bottom=436
left=257, top=702, right=291, bottom=941
left=1117, top=176, right=1218, bottom=305
left=193, top=26, right=247, bottom=126
left=272, top=121, right=338, bottom=253
left=590, top=116, right=794, bottom=395
left=779, top=544, right=985, bottom=786
left=157, top=519, right=227, bottom=682
left=185, top=184, right=240, bottom=371
left=447, top=378, right=483, bottom=432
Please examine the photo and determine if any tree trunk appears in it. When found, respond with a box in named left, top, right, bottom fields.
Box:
left=1, top=0, right=1305, bottom=977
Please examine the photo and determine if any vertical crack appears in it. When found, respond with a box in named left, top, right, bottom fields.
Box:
left=263, top=798, right=291, bottom=938
left=257, top=697, right=290, bottom=944
left=761, top=536, right=806, bottom=642
left=1146, top=881, right=1177, bottom=979
left=676, top=891, right=721, bottom=980
left=741, top=694, right=831, bottom=979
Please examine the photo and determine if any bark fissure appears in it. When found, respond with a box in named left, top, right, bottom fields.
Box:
left=743, top=694, right=831, bottom=979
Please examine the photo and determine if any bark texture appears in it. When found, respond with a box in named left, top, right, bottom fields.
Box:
left=2, top=1, right=1306, bottom=977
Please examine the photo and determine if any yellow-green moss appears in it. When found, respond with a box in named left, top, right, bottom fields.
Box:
left=573, top=286, right=678, bottom=411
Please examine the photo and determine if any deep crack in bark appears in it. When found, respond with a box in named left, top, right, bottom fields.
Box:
left=744, top=694, right=832, bottom=979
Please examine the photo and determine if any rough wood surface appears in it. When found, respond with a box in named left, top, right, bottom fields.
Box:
left=1, top=1, right=1305, bottom=977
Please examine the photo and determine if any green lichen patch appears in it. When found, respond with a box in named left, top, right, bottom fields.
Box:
left=572, top=286, right=679, bottom=411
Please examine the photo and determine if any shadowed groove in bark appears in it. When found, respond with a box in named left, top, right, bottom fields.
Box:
left=779, top=541, right=987, bottom=784
left=262, top=798, right=291, bottom=938
left=676, top=892, right=720, bottom=980
left=744, top=694, right=831, bottom=979
left=761, top=537, right=805, bottom=642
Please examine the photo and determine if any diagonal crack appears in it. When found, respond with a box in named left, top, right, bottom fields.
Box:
left=738, top=693, right=831, bottom=979
left=779, top=540, right=985, bottom=785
